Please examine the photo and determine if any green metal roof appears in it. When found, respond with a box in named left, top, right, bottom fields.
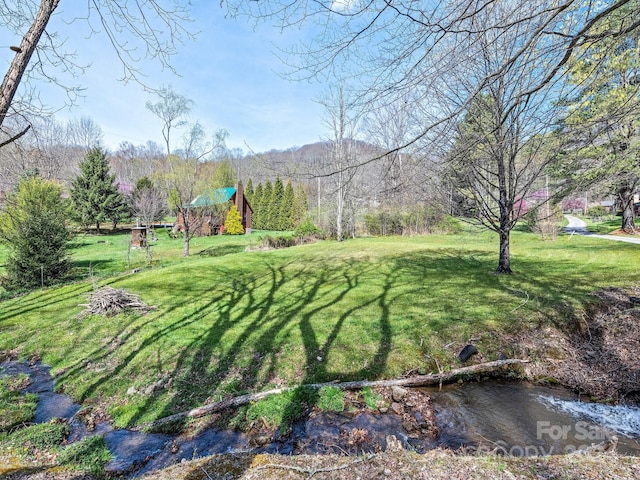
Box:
left=190, top=187, right=235, bottom=207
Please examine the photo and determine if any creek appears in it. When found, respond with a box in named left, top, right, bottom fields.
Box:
left=2, top=361, right=639, bottom=477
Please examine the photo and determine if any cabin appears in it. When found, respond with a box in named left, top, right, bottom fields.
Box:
left=175, top=183, right=252, bottom=236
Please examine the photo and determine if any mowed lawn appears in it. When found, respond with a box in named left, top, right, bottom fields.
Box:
left=1, top=229, right=639, bottom=428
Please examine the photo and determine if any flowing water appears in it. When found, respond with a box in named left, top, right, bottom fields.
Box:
left=428, top=381, right=640, bottom=456
left=3, top=361, right=640, bottom=478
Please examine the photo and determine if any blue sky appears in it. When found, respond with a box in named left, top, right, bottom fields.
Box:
left=0, top=3, right=327, bottom=154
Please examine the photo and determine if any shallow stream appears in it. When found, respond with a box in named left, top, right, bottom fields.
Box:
left=2, top=361, right=639, bottom=477
left=428, top=381, right=640, bottom=456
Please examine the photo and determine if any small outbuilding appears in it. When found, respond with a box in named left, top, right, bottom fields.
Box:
left=131, top=226, right=147, bottom=247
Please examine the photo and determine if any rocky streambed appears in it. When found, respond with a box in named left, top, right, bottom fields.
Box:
left=2, top=359, right=640, bottom=478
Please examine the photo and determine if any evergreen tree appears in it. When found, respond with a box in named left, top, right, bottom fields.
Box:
left=71, top=148, right=125, bottom=233
left=560, top=7, right=640, bottom=232
left=0, top=176, right=70, bottom=290
left=107, top=193, right=130, bottom=231
left=245, top=178, right=254, bottom=203
left=260, top=181, right=273, bottom=230
left=268, top=176, right=284, bottom=230
left=293, top=183, right=309, bottom=227
left=279, top=179, right=295, bottom=230
left=252, top=182, right=264, bottom=229
left=223, top=205, right=245, bottom=234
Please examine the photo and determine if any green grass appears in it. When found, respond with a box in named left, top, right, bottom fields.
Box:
left=1, top=422, right=69, bottom=452
left=57, top=435, right=112, bottom=477
left=317, top=386, right=345, bottom=412
left=2, top=229, right=640, bottom=430
left=585, top=216, right=636, bottom=234
left=244, top=387, right=317, bottom=432
left=360, top=386, right=384, bottom=410
left=0, top=375, right=37, bottom=431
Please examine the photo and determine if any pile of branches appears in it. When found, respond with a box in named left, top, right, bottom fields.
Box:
left=79, top=286, right=156, bottom=318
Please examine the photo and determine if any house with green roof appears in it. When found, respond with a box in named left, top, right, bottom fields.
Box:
left=175, top=183, right=252, bottom=236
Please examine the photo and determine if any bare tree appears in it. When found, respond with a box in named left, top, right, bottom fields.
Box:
left=145, top=85, right=194, bottom=156
left=318, top=85, right=363, bottom=241
left=131, top=177, right=166, bottom=234
left=0, top=1, right=193, bottom=147
left=0, top=114, right=85, bottom=191
left=231, top=0, right=640, bottom=270
left=436, top=3, right=569, bottom=273
left=157, top=130, right=228, bottom=256
left=109, top=140, right=164, bottom=190
left=66, top=116, right=104, bottom=151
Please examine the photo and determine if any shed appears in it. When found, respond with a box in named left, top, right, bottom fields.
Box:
left=131, top=227, right=147, bottom=247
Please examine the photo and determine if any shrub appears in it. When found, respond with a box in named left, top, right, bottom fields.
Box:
left=363, top=206, right=459, bottom=236
left=527, top=206, right=563, bottom=240
left=223, top=205, right=245, bottom=235
left=587, top=205, right=609, bottom=217
left=259, top=235, right=297, bottom=249
left=294, top=218, right=322, bottom=238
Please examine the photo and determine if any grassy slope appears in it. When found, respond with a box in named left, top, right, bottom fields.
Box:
left=2, top=229, right=640, bottom=428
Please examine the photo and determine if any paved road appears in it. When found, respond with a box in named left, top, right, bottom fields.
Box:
left=564, top=215, right=640, bottom=244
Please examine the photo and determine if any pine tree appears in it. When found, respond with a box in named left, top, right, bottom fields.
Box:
left=0, top=176, right=70, bottom=290
left=71, top=148, right=126, bottom=233
left=260, top=181, right=273, bottom=230
left=268, top=176, right=284, bottom=230
left=252, top=182, right=264, bottom=229
left=279, top=180, right=295, bottom=230
left=223, top=205, right=245, bottom=235
left=245, top=178, right=254, bottom=203
left=293, top=183, right=309, bottom=227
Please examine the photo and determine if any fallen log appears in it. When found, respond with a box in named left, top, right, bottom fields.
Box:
left=142, top=358, right=527, bottom=431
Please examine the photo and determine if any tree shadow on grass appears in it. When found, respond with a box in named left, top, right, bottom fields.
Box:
left=39, top=241, right=640, bottom=476
left=197, top=244, right=246, bottom=258
left=0, top=283, right=91, bottom=330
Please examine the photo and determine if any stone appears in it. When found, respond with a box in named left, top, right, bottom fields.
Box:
left=126, top=386, right=138, bottom=395
left=391, top=402, right=403, bottom=414
left=391, top=386, right=408, bottom=402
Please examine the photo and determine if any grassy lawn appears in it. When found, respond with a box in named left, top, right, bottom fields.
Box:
left=2, top=229, right=640, bottom=429
left=584, top=215, right=637, bottom=234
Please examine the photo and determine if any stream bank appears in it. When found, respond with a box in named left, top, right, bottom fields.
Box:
left=2, top=360, right=639, bottom=478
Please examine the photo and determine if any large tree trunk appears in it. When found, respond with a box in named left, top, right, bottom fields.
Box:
left=496, top=229, right=512, bottom=274
left=0, top=0, right=60, bottom=130
left=618, top=183, right=635, bottom=233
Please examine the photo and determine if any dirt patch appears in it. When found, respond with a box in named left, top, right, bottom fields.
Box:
left=608, top=229, right=640, bottom=236
left=131, top=450, right=640, bottom=479
left=6, top=450, right=638, bottom=480
left=507, top=286, right=640, bottom=402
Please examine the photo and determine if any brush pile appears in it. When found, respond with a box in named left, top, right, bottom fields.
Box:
left=79, top=286, right=156, bottom=318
